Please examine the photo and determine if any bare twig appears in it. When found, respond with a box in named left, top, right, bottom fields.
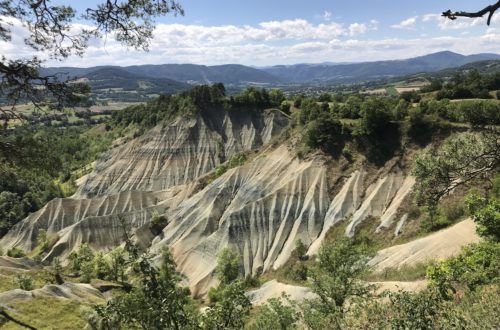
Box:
left=442, top=1, right=500, bottom=25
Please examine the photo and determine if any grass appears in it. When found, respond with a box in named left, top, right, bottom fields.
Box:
left=364, top=261, right=432, bottom=282
left=0, top=268, right=56, bottom=293
left=2, top=296, right=90, bottom=330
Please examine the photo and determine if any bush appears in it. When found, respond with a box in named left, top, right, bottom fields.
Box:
left=246, top=295, right=299, bottom=330
left=421, top=214, right=453, bottom=232
left=14, top=273, right=34, bottom=290
left=228, top=153, right=247, bottom=168
left=465, top=191, right=500, bottom=241
left=214, top=165, right=227, bottom=178
left=215, top=248, right=240, bottom=286
left=304, top=113, right=344, bottom=155
left=427, top=241, right=500, bottom=298
left=440, top=200, right=465, bottom=223
left=94, top=252, right=111, bottom=280
left=7, top=247, right=26, bottom=258
left=292, top=239, right=308, bottom=261
left=405, top=107, right=438, bottom=146
left=69, top=243, right=94, bottom=273
left=150, top=210, right=168, bottom=234
left=387, top=290, right=441, bottom=329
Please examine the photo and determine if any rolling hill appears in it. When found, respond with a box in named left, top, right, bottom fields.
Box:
left=261, top=51, right=500, bottom=84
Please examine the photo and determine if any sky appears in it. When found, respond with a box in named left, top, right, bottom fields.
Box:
left=2, top=0, right=500, bottom=67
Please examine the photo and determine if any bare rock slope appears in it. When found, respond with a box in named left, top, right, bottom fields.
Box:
left=1, top=108, right=436, bottom=296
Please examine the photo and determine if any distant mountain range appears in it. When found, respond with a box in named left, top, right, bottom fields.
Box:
left=261, top=51, right=500, bottom=84
left=41, top=51, right=500, bottom=99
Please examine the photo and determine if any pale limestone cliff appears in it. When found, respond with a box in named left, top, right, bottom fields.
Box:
left=0, top=109, right=425, bottom=296
left=75, top=109, right=289, bottom=198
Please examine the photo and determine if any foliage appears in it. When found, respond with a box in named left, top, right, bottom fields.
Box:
left=216, top=247, right=240, bottom=286
left=435, top=284, right=500, bottom=329
left=150, top=210, right=168, bottom=234
left=304, top=113, right=345, bottom=155
left=90, top=247, right=199, bottom=329
left=465, top=189, right=500, bottom=241
left=427, top=241, right=500, bottom=298
left=297, top=98, right=321, bottom=125
left=93, top=252, right=110, bottom=281
left=212, top=153, right=247, bottom=180
left=13, top=273, right=34, bottom=291
left=412, top=131, right=499, bottom=214
left=0, top=125, right=113, bottom=237
left=108, top=247, right=127, bottom=283
left=355, top=97, right=393, bottom=136
left=69, top=243, right=95, bottom=276
left=302, top=238, right=373, bottom=328
left=246, top=295, right=299, bottom=330
left=292, top=239, right=308, bottom=261
left=7, top=247, right=26, bottom=258
left=387, top=290, right=441, bottom=329
left=435, top=70, right=500, bottom=100
left=202, top=281, right=251, bottom=330
left=404, top=107, right=440, bottom=146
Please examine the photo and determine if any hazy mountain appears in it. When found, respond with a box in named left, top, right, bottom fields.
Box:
left=81, top=67, right=190, bottom=93
left=262, top=51, right=500, bottom=83
left=42, top=64, right=281, bottom=85
left=41, top=51, right=500, bottom=92
left=124, top=63, right=282, bottom=84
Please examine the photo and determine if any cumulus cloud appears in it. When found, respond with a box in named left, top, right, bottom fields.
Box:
left=1, top=15, right=499, bottom=67
left=349, top=20, right=378, bottom=36
left=391, top=16, right=418, bottom=30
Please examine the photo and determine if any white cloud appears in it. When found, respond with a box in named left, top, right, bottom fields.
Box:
left=349, top=23, right=367, bottom=36
left=1, top=15, right=499, bottom=67
left=349, top=20, right=378, bottom=36
left=391, top=16, right=418, bottom=30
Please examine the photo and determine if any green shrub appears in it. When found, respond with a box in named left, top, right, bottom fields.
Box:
left=427, top=241, right=500, bottom=298
left=80, top=260, right=95, bottom=283
left=246, top=295, right=299, bottom=330
left=150, top=210, right=168, bottom=234
left=290, top=263, right=308, bottom=282
left=14, top=273, right=34, bottom=290
left=93, top=252, right=111, bottom=280
left=421, top=214, right=453, bottom=232
left=242, top=274, right=260, bottom=289
left=465, top=190, right=500, bottom=241
left=69, top=243, right=94, bottom=273
left=440, top=200, right=465, bottom=223
left=214, top=165, right=227, bottom=178
left=228, top=153, right=247, bottom=168
left=7, top=247, right=26, bottom=258
left=292, top=239, right=308, bottom=261
left=304, top=113, right=344, bottom=154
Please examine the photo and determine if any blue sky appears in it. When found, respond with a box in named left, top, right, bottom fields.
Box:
left=6, top=0, right=500, bottom=66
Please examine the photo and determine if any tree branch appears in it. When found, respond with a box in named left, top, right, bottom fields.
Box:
left=0, top=309, right=37, bottom=330
left=442, top=1, right=500, bottom=25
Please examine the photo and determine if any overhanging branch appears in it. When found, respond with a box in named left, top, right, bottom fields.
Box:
left=0, top=310, right=37, bottom=330
left=442, top=1, right=500, bottom=25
